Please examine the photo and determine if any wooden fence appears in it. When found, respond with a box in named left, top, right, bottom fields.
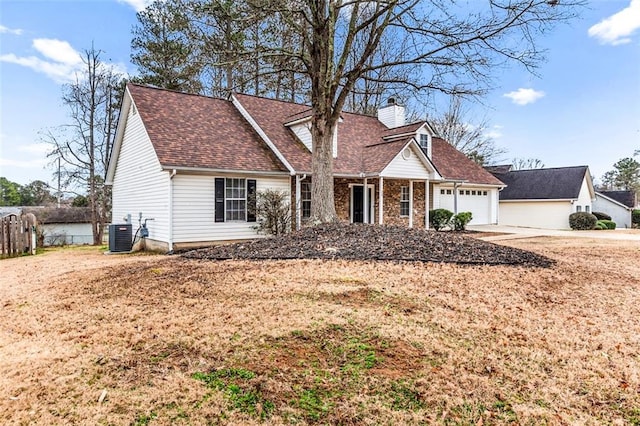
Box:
left=1, top=213, right=37, bottom=258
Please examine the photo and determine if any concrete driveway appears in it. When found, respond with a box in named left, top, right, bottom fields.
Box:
left=468, top=224, right=640, bottom=242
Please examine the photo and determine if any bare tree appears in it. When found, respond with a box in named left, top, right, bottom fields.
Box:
left=44, top=47, right=124, bottom=244
left=430, top=96, right=506, bottom=165
left=512, top=157, right=545, bottom=170
left=256, top=0, right=583, bottom=222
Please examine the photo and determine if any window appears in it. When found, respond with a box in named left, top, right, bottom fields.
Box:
left=214, top=178, right=256, bottom=223
left=301, top=182, right=311, bottom=218
left=585, top=205, right=590, bottom=213
left=400, top=186, right=410, bottom=216
left=446, top=189, right=452, bottom=195
left=420, top=134, right=429, bottom=151
left=576, top=205, right=582, bottom=212
left=471, top=190, right=476, bottom=195
left=483, top=191, right=488, bottom=196
left=226, top=178, right=246, bottom=221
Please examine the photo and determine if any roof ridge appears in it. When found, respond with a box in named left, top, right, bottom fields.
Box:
left=365, top=137, right=412, bottom=148
left=508, top=165, right=588, bottom=172
left=128, top=83, right=228, bottom=102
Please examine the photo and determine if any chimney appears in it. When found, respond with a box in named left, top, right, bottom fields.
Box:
left=377, top=98, right=406, bottom=128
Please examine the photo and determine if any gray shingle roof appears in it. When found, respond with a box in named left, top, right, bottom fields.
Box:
left=490, top=166, right=590, bottom=200
left=597, top=190, right=636, bottom=208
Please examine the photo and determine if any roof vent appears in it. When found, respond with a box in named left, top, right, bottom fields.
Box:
left=387, top=97, right=396, bottom=105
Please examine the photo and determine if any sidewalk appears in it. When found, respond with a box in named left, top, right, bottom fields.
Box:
left=467, top=224, right=640, bottom=242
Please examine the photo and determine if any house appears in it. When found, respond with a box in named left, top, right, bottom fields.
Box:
left=487, top=165, right=595, bottom=229
left=22, top=207, right=94, bottom=245
left=106, top=84, right=504, bottom=251
left=593, top=190, right=636, bottom=228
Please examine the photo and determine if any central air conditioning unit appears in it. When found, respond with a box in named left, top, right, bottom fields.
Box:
left=109, top=223, right=132, bottom=252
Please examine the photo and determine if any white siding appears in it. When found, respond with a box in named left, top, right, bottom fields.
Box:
left=574, top=178, right=593, bottom=213
left=290, top=122, right=312, bottom=152
left=172, top=174, right=290, bottom=243
left=377, top=104, right=406, bottom=128
left=593, top=195, right=632, bottom=228
left=499, top=201, right=573, bottom=229
left=434, top=185, right=498, bottom=225
left=381, top=145, right=430, bottom=179
left=111, top=104, right=170, bottom=243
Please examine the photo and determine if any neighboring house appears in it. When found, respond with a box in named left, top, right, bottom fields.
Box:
left=106, top=84, right=504, bottom=251
left=487, top=165, right=595, bottom=229
left=22, top=207, right=94, bottom=245
left=593, top=190, right=636, bottom=228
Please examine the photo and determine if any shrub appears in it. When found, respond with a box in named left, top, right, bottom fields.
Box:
left=429, top=209, right=453, bottom=231
left=251, top=189, right=291, bottom=236
left=592, top=211, right=611, bottom=221
left=594, top=221, right=606, bottom=230
left=569, top=212, right=597, bottom=230
left=633, top=209, right=640, bottom=227
left=452, top=211, right=473, bottom=231
left=600, top=219, right=616, bottom=229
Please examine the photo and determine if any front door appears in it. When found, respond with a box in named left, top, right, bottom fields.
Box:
left=351, top=185, right=374, bottom=223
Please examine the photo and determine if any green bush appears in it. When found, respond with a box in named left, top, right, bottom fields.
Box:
left=569, top=212, right=597, bottom=230
left=429, top=209, right=453, bottom=231
left=599, top=219, right=616, bottom=229
left=452, top=211, right=473, bottom=231
left=592, top=211, right=611, bottom=221
left=594, top=221, right=607, bottom=230
left=633, top=209, right=640, bottom=227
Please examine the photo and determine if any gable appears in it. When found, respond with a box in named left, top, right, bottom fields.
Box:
left=380, top=140, right=438, bottom=179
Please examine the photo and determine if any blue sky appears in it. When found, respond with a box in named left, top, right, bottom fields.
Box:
left=1, top=0, right=639, bottom=188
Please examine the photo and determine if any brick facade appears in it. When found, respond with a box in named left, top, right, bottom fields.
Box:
left=291, top=176, right=429, bottom=227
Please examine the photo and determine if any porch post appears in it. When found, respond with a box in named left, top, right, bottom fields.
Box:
left=295, top=175, right=301, bottom=230
left=363, top=177, right=369, bottom=224
left=409, top=180, right=414, bottom=228
left=425, top=179, right=429, bottom=229
left=379, top=177, right=384, bottom=225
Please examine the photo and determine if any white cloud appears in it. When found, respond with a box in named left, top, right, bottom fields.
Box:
left=484, top=125, right=504, bottom=139
left=33, top=39, right=82, bottom=66
left=503, top=88, right=545, bottom=106
left=0, top=24, right=23, bottom=35
left=588, top=0, right=640, bottom=46
left=117, top=0, right=152, bottom=12
left=0, top=38, right=83, bottom=83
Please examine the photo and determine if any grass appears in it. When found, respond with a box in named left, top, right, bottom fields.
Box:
left=0, top=237, right=639, bottom=424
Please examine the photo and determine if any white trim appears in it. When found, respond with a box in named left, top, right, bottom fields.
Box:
left=409, top=180, right=414, bottom=228
left=425, top=180, right=429, bottom=229
left=163, top=166, right=289, bottom=177
left=379, top=177, right=384, bottom=225
left=168, top=169, right=176, bottom=252
left=350, top=184, right=375, bottom=224
left=231, top=94, right=295, bottom=175
left=106, top=87, right=133, bottom=185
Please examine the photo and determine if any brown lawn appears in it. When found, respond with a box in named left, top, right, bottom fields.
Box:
left=1, top=238, right=639, bottom=425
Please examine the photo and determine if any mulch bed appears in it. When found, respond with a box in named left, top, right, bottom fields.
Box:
left=182, top=223, right=553, bottom=267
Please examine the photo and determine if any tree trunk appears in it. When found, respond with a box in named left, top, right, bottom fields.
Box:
left=310, top=116, right=337, bottom=223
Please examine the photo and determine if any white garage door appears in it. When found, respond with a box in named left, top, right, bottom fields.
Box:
left=438, top=188, right=491, bottom=225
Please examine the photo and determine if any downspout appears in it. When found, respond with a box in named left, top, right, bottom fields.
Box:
left=453, top=181, right=462, bottom=215
left=168, top=169, right=177, bottom=253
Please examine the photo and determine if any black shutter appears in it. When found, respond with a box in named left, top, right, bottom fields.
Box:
left=215, top=178, right=225, bottom=222
left=247, top=179, right=257, bottom=222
